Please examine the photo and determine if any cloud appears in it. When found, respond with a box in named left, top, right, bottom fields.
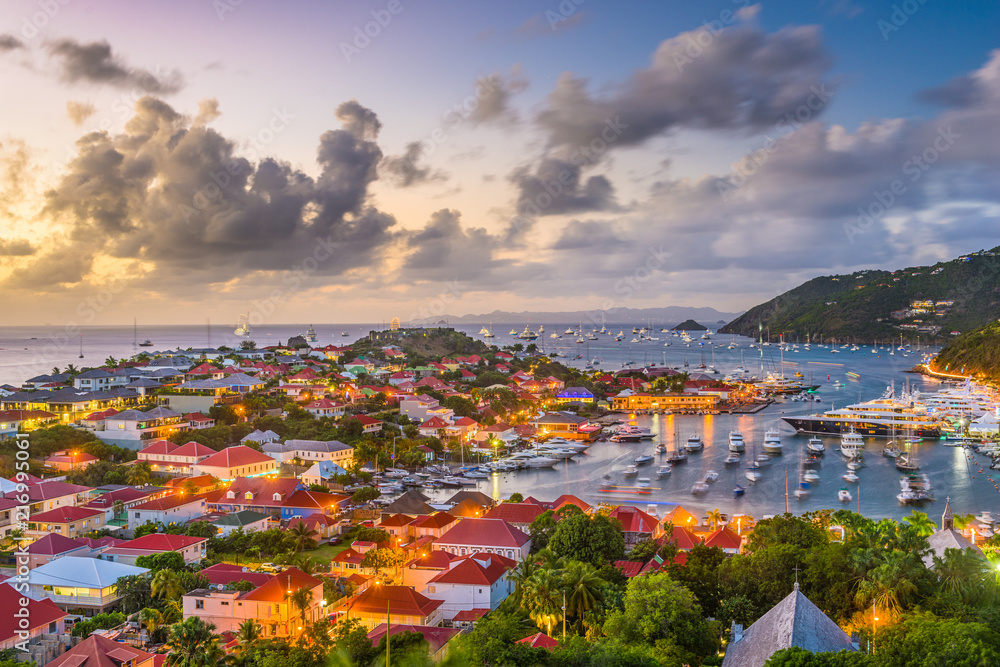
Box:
left=918, top=49, right=1000, bottom=109
left=517, top=11, right=588, bottom=36
left=550, top=220, right=628, bottom=251
left=194, top=98, right=221, bottom=126
left=0, top=34, right=24, bottom=52
left=47, top=39, right=183, bottom=93
left=66, top=100, right=97, bottom=126
left=510, top=157, right=619, bottom=217
left=535, top=22, right=833, bottom=153
left=468, top=66, right=529, bottom=126
left=381, top=141, right=448, bottom=187
left=6, top=97, right=399, bottom=291
left=0, top=239, right=34, bottom=256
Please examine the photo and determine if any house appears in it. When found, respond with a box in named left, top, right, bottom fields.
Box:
left=609, top=506, right=664, bottom=546
left=0, top=409, right=56, bottom=439
left=303, top=398, right=347, bottom=418
left=4, top=480, right=91, bottom=515
left=434, top=518, right=532, bottom=561
left=26, top=506, right=105, bottom=539
left=367, top=624, right=460, bottom=662
left=329, top=547, right=369, bottom=577
left=418, top=416, right=452, bottom=438
left=261, top=439, right=354, bottom=467
left=722, top=584, right=857, bottom=667
left=102, top=533, right=209, bottom=565
left=704, top=526, right=744, bottom=554
left=0, top=583, right=65, bottom=654
left=423, top=552, right=516, bottom=621
left=98, top=407, right=188, bottom=447
left=44, top=634, right=155, bottom=667
left=300, top=460, right=349, bottom=488
left=923, top=498, right=988, bottom=567
left=378, top=513, right=416, bottom=539
left=287, top=513, right=339, bottom=539
left=130, top=494, right=207, bottom=527
left=210, top=510, right=271, bottom=536
left=208, top=477, right=349, bottom=520
left=402, top=550, right=457, bottom=591
left=555, top=387, right=595, bottom=404
left=23, top=533, right=91, bottom=569
left=383, top=490, right=435, bottom=517
left=183, top=567, right=324, bottom=637
left=185, top=412, right=216, bottom=429
left=43, top=450, right=99, bottom=471
left=532, top=412, right=601, bottom=441
left=343, top=585, right=444, bottom=629
left=242, top=429, right=281, bottom=445
left=193, top=445, right=279, bottom=480
left=475, top=422, right=517, bottom=445
left=351, top=415, right=383, bottom=434
left=483, top=503, right=547, bottom=532
left=138, top=439, right=216, bottom=475
left=517, top=633, right=560, bottom=650
left=6, top=557, right=148, bottom=613
left=411, top=512, right=458, bottom=540
left=199, top=563, right=274, bottom=589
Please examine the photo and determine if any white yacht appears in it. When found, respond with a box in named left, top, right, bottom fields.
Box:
left=684, top=435, right=704, bottom=452
left=729, top=431, right=745, bottom=452
left=762, top=428, right=783, bottom=455
left=839, top=428, right=865, bottom=459
left=806, top=436, right=826, bottom=454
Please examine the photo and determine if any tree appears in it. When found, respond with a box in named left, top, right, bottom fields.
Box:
left=902, top=510, right=937, bottom=537
left=561, top=560, right=605, bottom=631
left=874, top=613, right=1000, bottom=666
left=855, top=550, right=920, bottom=621
left=507, top=492, right=524, bottom=503
left=458, top=609, right=545, bottom=667
left=285, top=586, right=313, bottom=629
left=152, top=569, right=186, bottom=600
left=548, top=511, right=625, bottom=566
left=136, top=551, right=186, bottom=572
left=361, top=548, right=406, bottom=577
left=669, top=543, right=726, bottom=617
left=288, top=522, right=319, bottom=552
left=240, top=340, right=258, bottom=350
left=116, top=574, right=152, bottom=614
left=522, top=568, right=564, bottom=636
left=139, top=608, right=165, bottom=635
left=164, top=617, right=223, bottom=667
left=707, top=508, right=724, bottom=531
left=351, top=486, right=381, bottom=504
left=112, top=499, right=125, bottom=522
left=127, top=461, right=152, bottom=487
left=765, top=647, right=873, bottom=666
left=603, top=572, right=716, bottom=663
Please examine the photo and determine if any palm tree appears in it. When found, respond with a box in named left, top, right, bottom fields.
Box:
left=561, top=561, right=604, bottom=626
left=522, top=569, right=564, bottom=636
left=105, top=356, right=119, bottom=367
left=112, top=500, right=125, bottom=523
left=288, top=522, right=318, bottom=552
left=152, top=569, right=185, bottom=600
left=164, top=617, right=221, bottom=667
left=285, top=586, right=313, bottom=631
left=855, top=551, right=919, bottom=620
left=235, top=619, right=261, bottom=651
left=127, top=462, right=152, bottom=487
left=162, top=598, right=183, bottom=624
left=954, top=513, right=976, bottom=533
left=139, top=607, right=164, bottom=635
left=706, top=509, right=724, bottom=531
left=902, top=510, right=936, bottom=537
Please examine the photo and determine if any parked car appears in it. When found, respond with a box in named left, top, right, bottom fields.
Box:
left=258, top=562, right=280, bottom=573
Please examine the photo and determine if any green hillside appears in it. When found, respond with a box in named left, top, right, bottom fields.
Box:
left=719, top=247, right=1000, bottom=343
left=932, top=320, right=1000, bottom=381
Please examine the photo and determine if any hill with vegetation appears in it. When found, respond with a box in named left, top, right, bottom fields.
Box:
left=720, top=247, right=1000, bottom=343
left=673, top=319, right=708, bottom=331
left=932, top=319, right=1000, bottom=381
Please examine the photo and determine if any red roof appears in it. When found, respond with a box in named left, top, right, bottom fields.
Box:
left=437, top=518, right=530, bottom=549
left=420, top=416, right=450, bottom=429
left=367, top=624, right=459, bottom=654
left=243, top=567, right=321, bottom=602
left=428, top=553, right=515, bottom=586
left=609, top=506, right=658, bottom=534
left=405, top=550, right=455, bottom=570
left=46, top=634, right=154, bottom=667
left=4, top=480, right=91, bottom=502
left=484, top=503, right=546, bottom=525
left=107, top=533, right=207, bottom=553
left=351, top=585, right=442, bottom=617
left=283, top=489, right=349, bottom=509
left=0, top=583, right=64, bottom=643
left=25, top=533, right=86, bottom=555
left=200, top=563, right=274, bottom=588
left=333, top=547, right=365, bottom=565
left=197, top=445, right=274, bottom=469
left=30, top=506, right=104, bottom=523
left=613, top=560, right=644, bottom=578
left=379, top=513, right=416, bottom=528
left=130, top=494, right=202, bottom=512
left=452, top=608, right=490, bottom=622
left=670, top=526, right=703, bottom=550
left=184, top=412, right=214, bottom=423
left=704, top=526, right=742, bottom=550
left=138, top=439, right=177, bottom=456
left=516, top=632, right=559, bottom=650
left=553, top=495, right=591, bottom=512
left=172, top=441, right=217, bottom=458
left=352, top=415, right=382, bottom=426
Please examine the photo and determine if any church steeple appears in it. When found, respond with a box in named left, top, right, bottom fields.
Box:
left=942, top=496, right=954, bottom=531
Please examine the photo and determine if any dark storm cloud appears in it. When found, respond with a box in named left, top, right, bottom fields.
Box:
left=47, top=39, right=184, bottom=93
left=5, top=97, right=399, bottom=290
left=0, top=34, right=24, bottom=51
left=0, top=239, right=34, bottom=255
left=467, top=68, right=528, bottom=126
left=381, top=141, right=448, bottom=187
left=511, top=158, right=618, bottom=217
left=550, top=220, right=628, bottom=251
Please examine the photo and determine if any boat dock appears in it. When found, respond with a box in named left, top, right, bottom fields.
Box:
left=723, top=400, right=773, bottom=414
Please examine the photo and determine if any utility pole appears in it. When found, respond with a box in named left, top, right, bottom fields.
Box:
left=562, top=590, right=567, bottom=641
left=784, top=468, right=789, bottom=514
left=386, top=597, right=391, bottom=667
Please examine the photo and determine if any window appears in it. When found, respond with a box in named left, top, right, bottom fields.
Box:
left=428, top=586, right=435, bottom=594
left=195, top=599, right=204, bottom=609
left=221, top=601, right=229, bottom=606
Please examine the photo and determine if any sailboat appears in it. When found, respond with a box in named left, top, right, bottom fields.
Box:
left=482, top=323, right=495, bottom=338
left=234, top=313, right=251, bottom=337
left=78, top=333, right=84, bottom=359
left=668, top=423, right=688, bottom=464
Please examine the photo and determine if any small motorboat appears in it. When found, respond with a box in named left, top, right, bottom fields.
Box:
left=684, top=435, right=704, bottom=452
left=635, top=454, right=654, bottom=465
left=762, top=428, right=783, bottom=455
left=895, top=455, right=919, bottom=472
left=733, top=485, right=746, bottom=497
left=883, top=443, right=902, bottom=458
left=842, top=471, right=859, bottom=483
left=729, top=431, right=745, bottom=452
left=669, top=450, right=688, bottom=464
left=703, top=470, right=719, bottom=483
left=807, top=437, right=826, bottom=454
left=623, top=465, right=639, bottom=477
left=745, top=465, right=762, bottom=483
left=636, top=477, right=652, bottom=488
left=656, top=465, right=672, bottom=478
left=691, top=482, right=710, bottom=495
left=655, top=443, right=668, bottom=454
left=755, top=453, right=772, bottom=465
left=803, top=470, right=820, bottom=484
left=724, top=453, right=741, bottom=465
left=846, top=459, right=865, bottom=471
left=794, top=484, right=810, bottom=499
left=839, top=488, right=853, bottom=502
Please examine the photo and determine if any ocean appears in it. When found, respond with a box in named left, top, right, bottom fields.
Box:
left=1, top=322, right=994, bottom=522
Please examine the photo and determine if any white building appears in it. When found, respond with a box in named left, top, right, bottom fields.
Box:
left=130, top=494, right=207, bottom=527
left=423, top=553, right=516, bottom=621
left=260, top=439, right=354, bottom=466
left=4, top=557, right=148, bottom=614
left=434, top=518, right=532, bottom=561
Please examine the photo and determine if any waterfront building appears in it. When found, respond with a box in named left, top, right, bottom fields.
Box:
left=611, top=391, right=720, bottom=412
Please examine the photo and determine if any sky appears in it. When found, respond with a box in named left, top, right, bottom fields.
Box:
left=0, top=0, right=999, bottom=327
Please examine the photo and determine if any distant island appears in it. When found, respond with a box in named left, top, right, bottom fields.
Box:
left=672, top=319, right=708, bottom=331
left=416, top=306, right=740, bottom=326
left=720, top=246, right=1000, bottom=343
